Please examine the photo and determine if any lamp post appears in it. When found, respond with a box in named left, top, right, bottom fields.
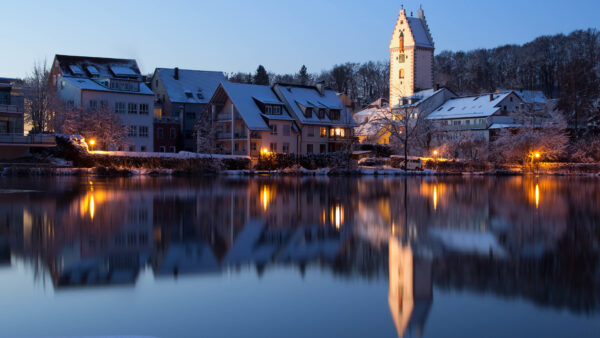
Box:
left=89, top=139, right=96, bottom=152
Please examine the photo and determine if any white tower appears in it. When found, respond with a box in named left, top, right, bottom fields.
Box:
left=389, top=7, right=435, bottom=107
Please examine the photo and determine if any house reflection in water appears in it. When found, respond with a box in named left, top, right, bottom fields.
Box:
left=388, top=236, right=433, bottom=338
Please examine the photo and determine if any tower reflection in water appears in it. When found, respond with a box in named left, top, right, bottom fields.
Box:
left=0, top=176, right=599, bottom=337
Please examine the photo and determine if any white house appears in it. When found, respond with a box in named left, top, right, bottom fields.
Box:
left=51, top=55, right=155, bottom=152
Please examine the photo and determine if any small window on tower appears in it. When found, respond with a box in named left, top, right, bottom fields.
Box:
left=399, top=69, right=405, bottom=79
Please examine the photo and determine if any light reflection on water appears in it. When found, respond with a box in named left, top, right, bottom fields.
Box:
left=0, top=176, right=599, bottom=338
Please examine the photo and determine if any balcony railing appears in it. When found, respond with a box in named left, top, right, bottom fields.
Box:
left=0, top=104, right=20, bottom=113
left=0, top=133, right=56, bottom=145
left=443, top=123, right=488, bottom=131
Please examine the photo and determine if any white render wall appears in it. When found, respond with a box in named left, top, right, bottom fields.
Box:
left=58, top=83, right=154, bottom=152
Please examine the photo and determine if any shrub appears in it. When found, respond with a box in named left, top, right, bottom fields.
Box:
left=358, top=144, right=393, bottom=158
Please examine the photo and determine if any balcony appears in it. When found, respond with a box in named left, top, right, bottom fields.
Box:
left=0, top=133, right=56, bottom=146
left=0, top=104, right=20, bottom=114
left=443, top=123, right=488, bottom=131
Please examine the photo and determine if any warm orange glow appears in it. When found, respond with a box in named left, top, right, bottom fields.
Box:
left=535, top=153, right=540, bottom=159
left=261, top=148, right=270, bottom=155
left=329, top=204, right=344, bottom=229
left=89, top=139, right=95, bottom=145
left=433, top=150, right=438, bottom=156
left=90, top=195, right=95, bottom=220
left=535, top=184, right=540, bottom=209
left=260, top=185, right=274, bottom=211
left=433, top=185, right=438, bottom=211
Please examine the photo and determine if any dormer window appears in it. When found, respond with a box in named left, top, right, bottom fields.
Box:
left=304, top=107, right=312, bottom=118
left=273, top=105, right=281, bottom=115
left=329, top=109, right=340, bottom=121
left=317, top=109, right=326, bottom=119
left=265, top=105, right=272, bottom=114
left=185, top=91, right=193, bottom=99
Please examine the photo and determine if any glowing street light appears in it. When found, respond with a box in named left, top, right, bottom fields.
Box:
left=89, top=139, right=96, bottom=151
left=534, top=152, right=541, bottom=159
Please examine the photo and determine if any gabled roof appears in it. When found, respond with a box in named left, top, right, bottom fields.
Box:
left=426, top=92, right=513, bottom=120
left=155, top=68, right=226, bottom=104
left=219, top=82, right=295, bottom=131
left=393, top=87, right=446, bottom=109
left=54, top=54, right=142, bottom=79
left=407, top=17, right=434, bottom=48
left=497, top=89, right=547, bottom=104
left=274, top=83, right=355, bottom=127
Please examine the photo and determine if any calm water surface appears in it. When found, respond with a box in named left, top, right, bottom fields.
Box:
left=0, top=176, right=599, bottom=338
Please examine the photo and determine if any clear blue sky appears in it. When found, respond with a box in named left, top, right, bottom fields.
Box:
left=2, top=0, right=598, bottom=78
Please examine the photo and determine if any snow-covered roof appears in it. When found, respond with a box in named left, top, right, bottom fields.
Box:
left=156, top=68, right=226, bottom=104
left=426, top=92, right=512, bottom=120
left=62, top=77, right=154, bottom=95
left=55, top=54, right=142, bottom=80
left=489, top=123, right=522, bottom=129
left=429, top=228, right=507, bottom=258
left=498, top=89, right=547, bottom=104
left=407, top=17, right=434, bottom=48
left=274, top=84, right=355, bottom=127
left=354, top=109, right=390, bottom=137
left=393, top=88, right=444, bottom=109
left=220, top=81, right=295, bottom=131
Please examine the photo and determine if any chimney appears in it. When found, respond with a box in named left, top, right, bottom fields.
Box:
left=316, top=81, right=325, bottom=96
left=489, top=93, right=494, bottom=101
left=174, top=67, right=179, bottom=80
left=433, top=84, right=439, bottom=91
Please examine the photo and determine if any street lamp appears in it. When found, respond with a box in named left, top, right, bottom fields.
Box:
left=89, top=139, right=96, bottom=151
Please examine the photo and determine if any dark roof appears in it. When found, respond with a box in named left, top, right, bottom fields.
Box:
left=54, top=54, right=142, bottom=79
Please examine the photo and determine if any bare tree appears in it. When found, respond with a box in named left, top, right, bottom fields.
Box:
left=194, top=108, right=216, bottom=154
left=56, top=105, right=128, bottom=150
left=24, top=60, right=57, bottom=133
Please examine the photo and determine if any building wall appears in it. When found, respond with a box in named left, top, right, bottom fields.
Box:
left=414, top=48, right=434, bottom=92
left=300, top=125, right=330, bottom=154
left=154, top=119, right=179, bottom=152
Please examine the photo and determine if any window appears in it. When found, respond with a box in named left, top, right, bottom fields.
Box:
left=304, top=107, right=313, bottom=118
left=170, top=128, right=176, bottom=139
left=265, top=105, right=272, bottom=114
left=329, top=109, right=340, bottom=120
left=307, top=144, right=314, bottom=153
left=320, top=127, right=327, bottom=137
left=139, top=104, right=149, bottom=115
left=307, top=127, right=314, bottom=137
left=100, top=100, right=108, bottom=110
left=270, top=124, right=278, bottom=135
left=129, top=145, right=135, bottom=151
left=270, top=143, right=277, bottom=152
left=273, top=106, right=281, bottom=115
left=159, top=146, right=166, bottom=152
left=282, top=143, right=290, bottom=154
left=251, top=142, right=257, bottom=151
left=466, top=120, right=471, bottom=125
left=317, top=109, right=326, bottom=119
left=141, top=146, right=146, bottom=152
left=283, top=125, right=291, bottom=136
left=139, top=126, right=149, bottom=137
left=89, top=100, right=97, bottom=110
left=399, top=69, right=405, bottom=79
left=320, top=144, right=326, bottom=153
left=169, top=146, right=176, bottom=153
left=157, top=127, right=164, bottom=139
left=128, top=103, right=138, bottom=114
left=115, top=102, right=126, bottom=114
left=128, top=125, right=137, bottom=137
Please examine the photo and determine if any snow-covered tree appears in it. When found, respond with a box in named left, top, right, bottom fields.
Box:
left=491, top=109, right=569, bottom=165
left=56, top=105, right=128, bottom=150
left=194, top=109, right=216, bottom=154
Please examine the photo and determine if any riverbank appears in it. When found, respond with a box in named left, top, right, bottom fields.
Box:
left=1, top=164, right=600, bottom=177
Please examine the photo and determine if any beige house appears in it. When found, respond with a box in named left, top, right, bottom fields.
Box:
left=205, top=82, right=298, bottom=156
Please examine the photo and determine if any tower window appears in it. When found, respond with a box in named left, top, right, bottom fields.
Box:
left=399, top=69, right=405, bottom=79
left=399, top=32, right=405, bottom=53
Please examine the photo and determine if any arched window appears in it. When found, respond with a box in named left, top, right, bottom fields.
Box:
left=399, top=32, right=404, bottom=52
left=399, top=69, right=405, bottom=79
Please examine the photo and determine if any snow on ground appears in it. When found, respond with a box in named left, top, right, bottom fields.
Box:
left=89, top=150, right=249, bottom=159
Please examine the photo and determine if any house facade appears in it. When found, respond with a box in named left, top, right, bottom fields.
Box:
left=151, top=68, right=226, bottom=151
left=153, top=117, right=179, bottom=153
left=50, top=55, right=154, bottom=152
left=272, top=83, right=355, bottom=154
left=426, top=92, right=524, bottom=141
left=0, top=78, right=55, bottom=159
left=205, top=82, right=298, bottom=156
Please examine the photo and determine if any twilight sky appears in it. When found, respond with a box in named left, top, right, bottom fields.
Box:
left=2, top=0, right=598, bottom=78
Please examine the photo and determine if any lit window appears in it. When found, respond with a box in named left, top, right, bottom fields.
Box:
left=320, top=127, right=327, bottom=137
left=399, top=69, right=405, bottom=79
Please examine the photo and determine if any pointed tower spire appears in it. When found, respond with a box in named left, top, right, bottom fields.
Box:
left=418, top=5, right=425, bottom=19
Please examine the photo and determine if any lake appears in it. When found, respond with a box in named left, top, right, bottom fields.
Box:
left=0, top=176, right=599, bottom=338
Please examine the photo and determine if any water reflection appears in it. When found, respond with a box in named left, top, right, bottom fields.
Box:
left=0, top=176, right=599, bottom=337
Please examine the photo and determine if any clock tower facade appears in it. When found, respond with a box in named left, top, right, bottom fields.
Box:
left=389, top=7, right=435, bottom=107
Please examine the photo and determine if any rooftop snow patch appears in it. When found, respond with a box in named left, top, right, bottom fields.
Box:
left=426, top=92, right=512, bottom=120
left=156, top=68, right=226, bottom=104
